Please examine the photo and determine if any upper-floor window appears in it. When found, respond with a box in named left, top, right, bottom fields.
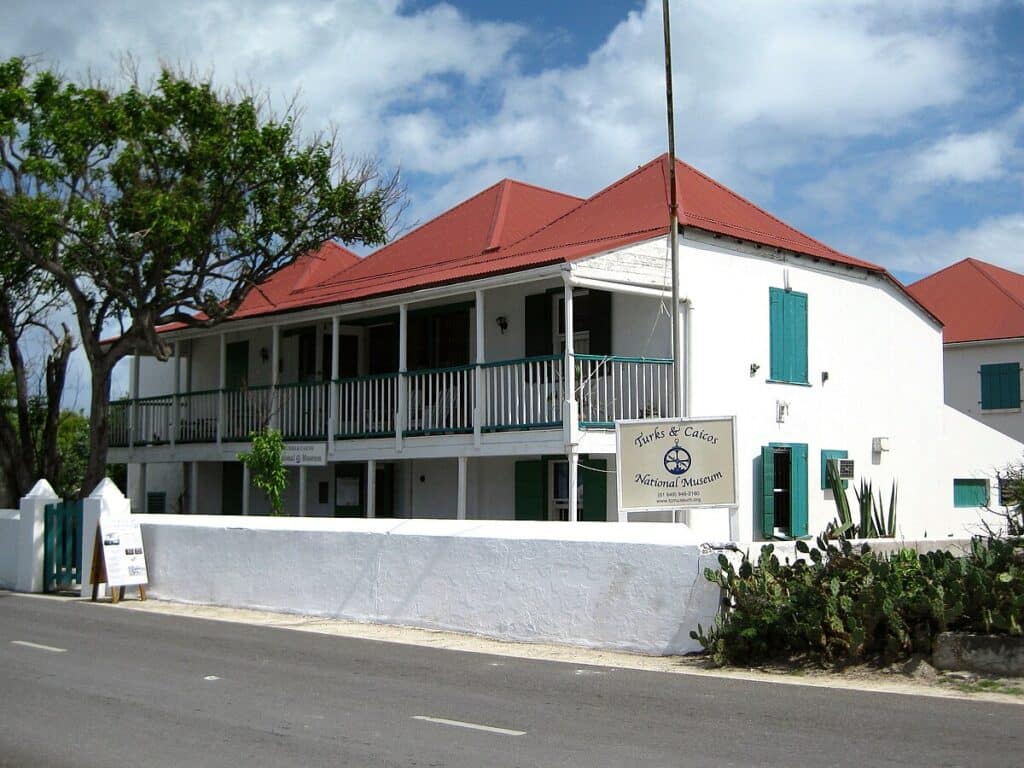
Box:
left=523, top=289, right=611, bottom=358
left=769, top=287, right=808, bottom=385
left=980, top=362, right=1020, bottom=410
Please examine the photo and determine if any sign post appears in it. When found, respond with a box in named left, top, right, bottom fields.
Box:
left=616, top=416, right=738, bottom=526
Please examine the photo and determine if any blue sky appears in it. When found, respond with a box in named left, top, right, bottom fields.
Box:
left=3, top=1, right=1024, bottom=397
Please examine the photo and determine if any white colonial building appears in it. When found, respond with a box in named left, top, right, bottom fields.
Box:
left=111, top=156, right=1021, bottom=540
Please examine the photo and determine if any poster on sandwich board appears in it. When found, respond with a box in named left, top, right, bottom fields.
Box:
left=99, top=515, right=149, bottom=587
left=616, top=416, right=737, bottom=512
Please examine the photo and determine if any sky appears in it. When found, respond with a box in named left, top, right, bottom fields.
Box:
left=2, top=0, right=1024, bottom=399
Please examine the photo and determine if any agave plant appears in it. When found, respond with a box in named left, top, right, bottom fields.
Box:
left=825, top=459, right=897, bottom=539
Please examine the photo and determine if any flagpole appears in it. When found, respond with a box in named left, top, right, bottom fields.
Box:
left=662, top=0, right=684, bottom=420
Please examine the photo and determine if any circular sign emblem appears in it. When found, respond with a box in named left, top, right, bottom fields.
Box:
left=663, top=441, right=691, bottom=475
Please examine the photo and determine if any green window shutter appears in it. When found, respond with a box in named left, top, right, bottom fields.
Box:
left=146, top=492, right=167, bottom=514
left=587, top=291, right=612, bottom=356
left=514, top=460, right=546, bottom=520
left=820, top=449, right=848, bottom=490
left=953, top=479, right=989, bottom=508
left=769, top=288, right=785, bottom=380
left=580, top=458, right=607, bottom=521
left=760, top=445, right=775, bottom=537
left=789, top=292, right=808, bottom=384
left=524, top=293, right=553, bottom=357
left=789, top=443, right=809, bottom=537
left=769, top=288, right=808, bottom=383
left=980, top=363, right=1020, bottom=409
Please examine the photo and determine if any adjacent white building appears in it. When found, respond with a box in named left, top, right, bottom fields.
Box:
left=111, top=156, right=1021, bottom=540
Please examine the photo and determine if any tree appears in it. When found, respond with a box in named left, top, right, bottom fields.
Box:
left=0, top=57, right=400, bottom=494
left=0, top=220, right=75, bottom=504
left=238, top=428, right=287, bottom=516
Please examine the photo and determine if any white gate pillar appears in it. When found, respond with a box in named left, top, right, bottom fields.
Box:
left=15, top=479, right=59, bottom=593
left=81, top=478, right=131, bottom=600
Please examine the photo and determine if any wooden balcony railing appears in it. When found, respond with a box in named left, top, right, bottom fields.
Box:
left=107, top=354, right=676, bottom=448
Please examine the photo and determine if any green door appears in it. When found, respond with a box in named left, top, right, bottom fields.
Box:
left=580, top=457, right=607, bottom=521
left=514, top=460, right=546, bottom=520
left=226, top=341, right=249, bottom=389
left=335, top=463, right=365, bottom=517
left=374, top=463, right=395, bottom=517
left=222, top=462, right=243, bottom=516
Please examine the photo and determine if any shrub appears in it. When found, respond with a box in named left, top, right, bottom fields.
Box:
left=692, top=534, right=1024, bottom=667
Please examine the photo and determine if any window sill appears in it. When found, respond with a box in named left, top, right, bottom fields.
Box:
left=980, top=407, right=1021, bottom=414
left=766, top=378, right=811, bottom=387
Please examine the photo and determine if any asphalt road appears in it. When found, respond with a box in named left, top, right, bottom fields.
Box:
left=0, top=592, right=1019, bottom=768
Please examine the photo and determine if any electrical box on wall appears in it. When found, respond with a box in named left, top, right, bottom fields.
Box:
left=872, top=437, right=890, bottom=453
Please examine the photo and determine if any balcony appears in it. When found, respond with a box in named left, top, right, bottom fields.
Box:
left=108, top=354, right=675, bottom=448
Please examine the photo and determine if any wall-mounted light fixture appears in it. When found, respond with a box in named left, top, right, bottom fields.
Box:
left=496, top=315, right=508, bottom=334
left=750, top=362, right=760, bottom=377
left=260, top=347, right=270, bottom=363
left=821, top=371, right=829, bottom=385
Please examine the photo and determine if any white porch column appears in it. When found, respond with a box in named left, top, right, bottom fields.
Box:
left=457, top=455, right=468, bottom=520
left=136, top=463, right=147, bottom=514
left=15, top=479, right=58, bottom=593
left=270, top=324, right=281, bottom=431
left=329, top=316, right=340, bottom=451
left=128, top=354, right=140, bottom=449
left=366, top=460, right=376, bottom=519
left=568, top=452, right=579, bottom=523
left=217, top=333, right=226, bottom=444
left=396, top=303, right=408, bottom=450
left=190, top=461, right=200, bottom=515
left=562, top=277, right=578, bottom=447
left=298, top=466, right=308, bottom=517
left=242, top=463, right=251, bottom=515
left=474, top=290, right=485, bottom=448
left=171, top=341, right=181, bottom=447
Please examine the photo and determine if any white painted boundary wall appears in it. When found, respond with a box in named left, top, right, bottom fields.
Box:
left=135, top=515, right=721, bottom=655
left=0, top=509, right=18, bottom=589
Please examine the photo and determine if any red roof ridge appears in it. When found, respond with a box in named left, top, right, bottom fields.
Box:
left=674, top=157, right=875, bottom=268
left=968, top=258, right=1024, bottom=314
left=484, top=179, right=513, bottom=252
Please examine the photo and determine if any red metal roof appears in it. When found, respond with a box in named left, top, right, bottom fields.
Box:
left=908, top=259, right=1024, bottom=343
left=154, top=154, right=931, bottom=332
left=287, top=179, right=584, bottom=308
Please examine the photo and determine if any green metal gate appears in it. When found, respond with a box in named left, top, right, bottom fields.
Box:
left=43, top=499, right=83, bottom=592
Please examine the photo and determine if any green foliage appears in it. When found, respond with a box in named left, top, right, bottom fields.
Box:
left=691, top=534, right=1024, bottom=666
left=238, top=428, right=287, bottom=516
left=52, top=409, right=89, bottom=498
left=824, top=459, right=897, bottom=539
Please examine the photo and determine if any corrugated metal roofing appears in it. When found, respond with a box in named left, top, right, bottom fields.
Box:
left=908, top=258, right=1024, bottom=343
left=156, top=153, right=930, bottom=332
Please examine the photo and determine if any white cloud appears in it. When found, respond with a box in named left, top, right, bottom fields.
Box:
left=876, top=214, right=1024, bottom=276
left=906, top=131, right=1012, bottom=185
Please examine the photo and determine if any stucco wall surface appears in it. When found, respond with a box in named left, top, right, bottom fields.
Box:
left=136, top=515, right=719, bottom=655
left=0, top=510, right=18, bottom=589
left=943, top=340, right=1024, bottom=443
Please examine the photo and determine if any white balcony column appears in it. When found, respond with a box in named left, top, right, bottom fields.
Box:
left=457, top=455, right=468, bottom=520
left=190, top=461, right=200, bottom=515
left=298, top=466, right=308, bottom=517
left=242, top=463, right=251, bottom=516
left=473, top=290, right=484, bottom=448
left=128, top=353, right=140, bottom=449
left=136, top=463, right=147, bottom=514
left=567, top=452, right=579, bottom=523
left=329, top=316, right=340, bottom=451
left=217, top=333, right=226, bottom=444
left=271, top=324, right=281, bottom=431
left=366, top=460, right=376, bottom=519
left=562, top=276, right=578, bottom=447
left=396, top=303, right=408, bottom=450
left=171, top=341, right=180, bottom=447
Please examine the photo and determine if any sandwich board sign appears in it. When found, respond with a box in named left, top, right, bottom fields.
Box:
left=616, top=416, right=738, bottom=512
left=90, top=515, right=149, bottom=602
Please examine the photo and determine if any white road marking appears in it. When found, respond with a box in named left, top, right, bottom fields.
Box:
left=412, top=715, right=526, bottom=736
left=203, top=675, right=221, bottom=681
left=11, top=640, right=66, bottom=653
left=575, top=668, right=603, bottom=676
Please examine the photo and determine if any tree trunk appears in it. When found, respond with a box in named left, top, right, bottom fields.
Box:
left=82, top=360, right=113, bottom=499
